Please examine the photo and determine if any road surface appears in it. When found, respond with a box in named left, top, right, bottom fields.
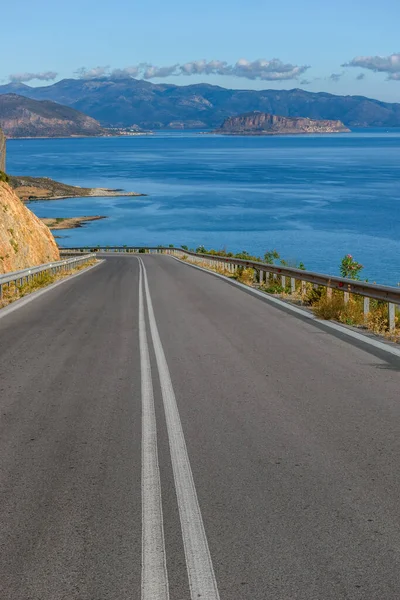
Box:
left=0, top=255, right=399, bottom=599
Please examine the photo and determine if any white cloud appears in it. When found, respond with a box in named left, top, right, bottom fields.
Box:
left=141, top=63, right=179, bottom=78
left=343, top=53, right=400, bottom=80
left=231, top=58, right=309, bottom=80
left=75, top=66, right=110, bottom=79
left=9, top=71, right=58, bottom=83
left=75, top=58, right=310, bottom=82
left=110, top=66, right=140, bottom=78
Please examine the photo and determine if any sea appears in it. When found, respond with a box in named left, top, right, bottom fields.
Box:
left=6, top=130, right=400, bottom=285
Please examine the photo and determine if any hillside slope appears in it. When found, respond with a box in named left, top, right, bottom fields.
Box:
left=1, top=78, right=400, bottom=128
left=0, top=180, right=59, bottom=273
left=0, top=94, right=108, bottom=138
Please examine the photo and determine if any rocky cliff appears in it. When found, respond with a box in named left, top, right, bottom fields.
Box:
left=0, top=181, right=59, bottom=274
left=215, top=112, right=350, bottom=134
left=0, top=94, right=109, bottom=138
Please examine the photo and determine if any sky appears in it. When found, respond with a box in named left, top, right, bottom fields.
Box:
left=1, top=0, right=400, bottom=102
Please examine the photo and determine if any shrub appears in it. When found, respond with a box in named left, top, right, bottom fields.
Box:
left=237, top=267, right=255, bottom=285
left=338, top=298, right=364, bottom=326
left=366, top=302, right=389, bottom=334
left=340, top=254, right=363, bottom=280
left=263, top=283, right=285, bottom=294
left=264, top=249, right=280, bottom=264
left=0, top=170, right=9, bottom=183
left=313, top=294, right=346, bottom=320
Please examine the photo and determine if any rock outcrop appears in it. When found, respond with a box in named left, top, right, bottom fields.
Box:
left=0, top=181, right=59, bottom=274
left=0, top=94, right=109, bottom=138
left=215, top=111, right=350, bottom=135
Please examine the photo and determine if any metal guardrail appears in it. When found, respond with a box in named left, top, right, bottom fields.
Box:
left=0, top=254, right=93, bottom=299
left=59, top=246, right=400, bottom=330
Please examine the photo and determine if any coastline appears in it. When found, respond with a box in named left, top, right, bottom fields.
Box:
left=210, top=129, right=351, bottom=136
left=9, top=175, right=145, bottom=202
left=41, top=215, right=106, bottom=230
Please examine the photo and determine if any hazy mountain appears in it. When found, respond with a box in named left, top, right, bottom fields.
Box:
left=0, top=94, right=109, bottom=138
left=0, top=78, right=400, bottom=129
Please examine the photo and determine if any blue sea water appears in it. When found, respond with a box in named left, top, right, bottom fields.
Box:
left=6, top=130, right=400, bottom=284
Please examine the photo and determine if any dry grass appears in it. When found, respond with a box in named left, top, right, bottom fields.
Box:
left=313, top=292, right=400, bottom=341
left=181, top=255, right=400, bottom=343
left=0, top=259, right=97, bottom=309
left=236, top=267, right=255, bottom=285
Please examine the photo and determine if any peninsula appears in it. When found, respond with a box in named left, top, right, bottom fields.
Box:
left=214, top=111, right=350, bottom=135
left=40, top=215, right=106, bottom=230
left=8, top=175, right=144, bottom=202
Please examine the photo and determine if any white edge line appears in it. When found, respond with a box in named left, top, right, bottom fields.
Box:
left=0, top=260, right=104, bottom=321
left=139, top=257, right=220, bottom=600
left=169, top=256, right=400, bottom=360
left=138, top=259, right=170, bottom=600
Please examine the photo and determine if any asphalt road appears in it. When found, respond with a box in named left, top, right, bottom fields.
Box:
left=1, top=254, right=400, bottom=599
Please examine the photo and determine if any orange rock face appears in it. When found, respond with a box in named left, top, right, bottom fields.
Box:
left=0, top=181, right=60, bottom=274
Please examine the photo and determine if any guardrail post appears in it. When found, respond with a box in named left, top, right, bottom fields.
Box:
left=327, top=287, right=332, bottom=300
left=259, top=270, right=264, bottom=284
left=363, top=297, right=370, bottom=322
left=344, top=291, right=350, bottom=304
left=281, top=275, right=286, bottom=288
left=290, top=277, right=296, bottom=294
left=301, top=280, right=306, bottom=296
left=388, top=303, right=396, bottom=332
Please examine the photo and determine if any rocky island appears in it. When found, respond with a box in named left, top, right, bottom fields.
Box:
left=214, top=111, right=350, bottom=135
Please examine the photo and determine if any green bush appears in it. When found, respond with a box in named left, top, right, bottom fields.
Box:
left=0, top=170, right=9, bottom=183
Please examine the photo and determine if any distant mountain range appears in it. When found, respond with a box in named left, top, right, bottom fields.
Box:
left=0, top=78, right=400, bottom=129
left=0, top=94, right=108, bottom=138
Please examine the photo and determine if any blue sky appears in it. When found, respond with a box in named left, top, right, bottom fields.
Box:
left=2, top=0, right=400, bottom=102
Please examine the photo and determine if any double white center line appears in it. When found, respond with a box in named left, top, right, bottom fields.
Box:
left=138, top=257, right=221, bottom=600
